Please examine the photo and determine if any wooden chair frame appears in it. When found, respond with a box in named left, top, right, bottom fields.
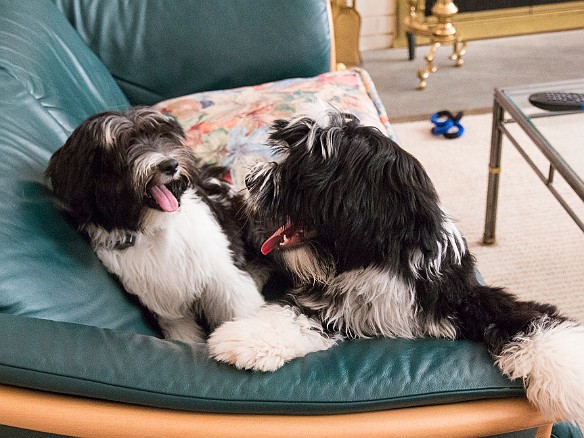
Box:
left=0, top=384, right=552, bottom=437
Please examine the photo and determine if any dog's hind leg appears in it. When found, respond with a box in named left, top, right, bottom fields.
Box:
left=455, top=285, right=584, bottom=423
left=208, top=303, right=337, bottom=372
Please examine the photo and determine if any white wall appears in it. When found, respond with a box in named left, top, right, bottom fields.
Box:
left=356, top=0, right=395, bottom=50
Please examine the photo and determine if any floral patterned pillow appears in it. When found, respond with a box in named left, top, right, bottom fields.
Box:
left=154, top=68, right=396, bottom=189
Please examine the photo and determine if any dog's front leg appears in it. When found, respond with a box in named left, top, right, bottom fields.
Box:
left=202, top=268, right=265, bottom=331
left=208, top=303, right=337, bottom=372
left=158, top=316, right=206, bottom=344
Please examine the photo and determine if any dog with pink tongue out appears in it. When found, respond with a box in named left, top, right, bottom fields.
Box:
left=46, top=107, right=265, bottom=343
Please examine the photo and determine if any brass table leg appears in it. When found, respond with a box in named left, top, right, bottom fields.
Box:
left=483, top=99, right=505, bottom=245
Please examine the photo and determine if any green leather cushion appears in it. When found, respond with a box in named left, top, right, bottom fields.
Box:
left=0, top=313, right=524, bottom=414
left=54, top=0, right=333, bottom=106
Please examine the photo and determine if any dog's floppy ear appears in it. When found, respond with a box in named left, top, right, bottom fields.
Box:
left=47, top=128, right=101, bottom=225
left=378, top=136, right=449, bottom=261
left=46, top=117, right=137, bottom=230
left=323, top=129, right=448, bottom=271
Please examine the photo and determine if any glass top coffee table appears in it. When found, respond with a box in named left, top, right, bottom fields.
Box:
left=483, top=79, right=584, bottom=244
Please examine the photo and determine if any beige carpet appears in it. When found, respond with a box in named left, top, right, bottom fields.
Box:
left=391, top=113, right=584, bottom=322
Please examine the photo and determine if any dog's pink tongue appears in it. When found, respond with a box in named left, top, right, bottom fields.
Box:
left=261, top=226, right=286, bottom=255
left=261, top=224, right=301, bottom=255
left=150, top=184, right=179, bottom=212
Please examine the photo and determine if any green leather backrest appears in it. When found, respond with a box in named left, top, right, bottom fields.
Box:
left=0, top=0, right=157, bottom=335
left=53, top=0, right=333, bottom=105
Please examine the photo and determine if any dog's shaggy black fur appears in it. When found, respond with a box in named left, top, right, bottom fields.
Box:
left=209, top=109, right=584, bottom=422
left=249, top=112, right=562, bottom=346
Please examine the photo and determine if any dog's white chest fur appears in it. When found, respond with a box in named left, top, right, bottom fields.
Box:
left=295, top=267, right=457, bottom=340
left=93, top=189, right=263, bottom=340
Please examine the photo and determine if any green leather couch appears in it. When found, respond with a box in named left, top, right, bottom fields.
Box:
left=0, top=1, right=580, bottom=436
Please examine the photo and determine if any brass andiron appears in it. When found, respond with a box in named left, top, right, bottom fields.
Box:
left=403, top=0, right=467, bottom=90
left=331, top=0, right=362, bottom=68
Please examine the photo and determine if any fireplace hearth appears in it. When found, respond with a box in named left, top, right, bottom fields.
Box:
left=425, top=0, right=576, bottom=14
left=395, top=0, right=584, bottom=48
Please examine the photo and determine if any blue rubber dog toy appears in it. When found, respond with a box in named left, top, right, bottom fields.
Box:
left=430, top=111, right=464, bottom=139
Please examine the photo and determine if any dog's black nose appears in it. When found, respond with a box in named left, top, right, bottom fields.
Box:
left=158, top=159, right=179, bottom=175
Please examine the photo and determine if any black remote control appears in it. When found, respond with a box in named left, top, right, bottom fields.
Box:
left=528, top=91, right=584, bottom=111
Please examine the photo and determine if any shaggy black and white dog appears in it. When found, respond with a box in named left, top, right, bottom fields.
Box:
left=46, top=107, right=265, bottom=343
left=208, top=109, right=584, bottom=423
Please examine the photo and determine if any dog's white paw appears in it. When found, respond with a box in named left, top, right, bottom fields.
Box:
left=208, top=304, right=336, bottom=372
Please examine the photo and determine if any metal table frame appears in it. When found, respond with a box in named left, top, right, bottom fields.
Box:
left=483, top=80, right=584, bottom=244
